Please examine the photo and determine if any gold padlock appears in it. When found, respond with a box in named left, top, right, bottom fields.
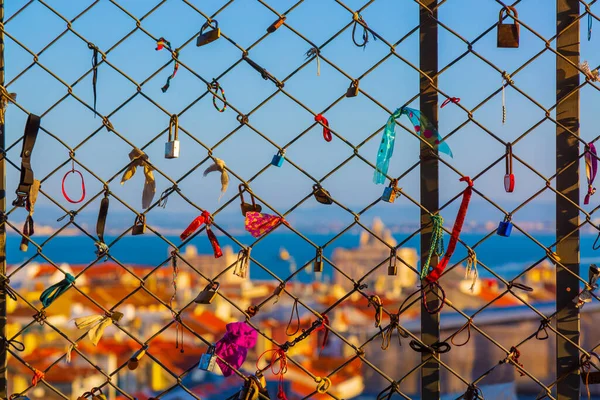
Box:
left=90, top=388, right=106, bottom=400
left=497, top=7, right=519, bottom=48
left=197, top=20, right=221, bottom=47
left=131, top=214, right=146, bottom=236
left=346, top=80, right=359, bottom=97
left=313, top=184, right=333, bottom=205
left=239, top=184, right=262, bottom=216
left=194, top=281, right=220, bottom=304
left=238, top=377, right=260, bottom=400
left=127, top=344, right=148, bottom=370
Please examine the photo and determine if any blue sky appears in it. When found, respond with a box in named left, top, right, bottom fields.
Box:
left=2, top=0, right=597, bottom=228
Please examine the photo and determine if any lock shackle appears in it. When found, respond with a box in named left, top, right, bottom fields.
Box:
left=389, top=178, right=398, bottom=189
left=503, top=214, right=512, bottom=222
left=499, top=6, right=518, bottom=22
left=90, top=387, right=103, bottom=396
left=239, top=183, right=258, bottom=207
left=505, top=142, right=513, bottom=175
left=201, top=19, right=219, bottom=34
left=316, top=247, right=323, bottom=261
left=204, top=281, right=220, bottom=291
left=168, top=114, right=179, bottom=141
left=135, top=214, right=146, bottom=226
left=278, top=148, right=286, bottom=156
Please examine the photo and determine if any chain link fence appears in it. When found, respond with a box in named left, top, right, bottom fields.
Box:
left=1, top=0, right=600, bottom=399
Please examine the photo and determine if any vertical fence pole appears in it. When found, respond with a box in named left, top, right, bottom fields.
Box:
left=419, top=1, right=440, bottom=399
left=0, top=0, right=7, bottom=398
left=556, top=0, right=580, bottom=398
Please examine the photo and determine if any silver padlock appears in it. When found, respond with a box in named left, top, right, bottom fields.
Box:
left=198, top=345, right=217, bottom=371
left=165, top=114, right=180, bottom=159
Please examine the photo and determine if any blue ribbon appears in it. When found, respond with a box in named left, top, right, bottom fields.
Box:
left=40, top=273, right=75, bottom=308
left=373, top=108, right=402, bottom=184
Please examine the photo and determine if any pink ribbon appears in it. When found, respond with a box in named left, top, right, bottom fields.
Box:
left=245, top=211, right=286, bottom=238
left=215, top=322, right=258, bottom=377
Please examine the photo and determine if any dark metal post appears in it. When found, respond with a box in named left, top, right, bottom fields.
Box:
left=0, top=0, right=7, bottom=398
left=556, top=0, right=580, bottom=398
left=419, top=1, right=440, bottom=399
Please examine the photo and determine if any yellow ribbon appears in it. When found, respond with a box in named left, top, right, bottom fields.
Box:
left=120, top=148, right=156, bottom=209
left=74, top=312, right=123, bottom=345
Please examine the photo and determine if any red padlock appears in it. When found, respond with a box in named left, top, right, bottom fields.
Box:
left=504, top=142, right=515, bottom=193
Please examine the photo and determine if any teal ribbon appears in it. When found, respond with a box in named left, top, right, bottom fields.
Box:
left=373, top=108, right=402, bottom=184
left=421, top=215, right=444, bottom=279
left=40, top=273, right=75, bottom=308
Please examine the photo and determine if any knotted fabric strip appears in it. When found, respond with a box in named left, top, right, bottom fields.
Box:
left=95, top=193, right=109, bottom=259
left=203, top=158, right=229, bottom=201
left=20, top=179, right=40, bottom=252
left=401, top=107, right=453, bottom=157
left=440, top=97, right=460, bottom=108
left=215, top=321, right=258, bottom=377
left=315, top=315, right=330, bottom=352
left=245, top=211, right=286, bottom=238
left=120, top=148, right=156, bottom=209
left=156, top=38, right=179, bottom=92
left=373, top=107, right=401, bottom=184
left=585, top=143, right=597, bottom=205
left=306, top=47, right=321, bottom=76
left=180, top=210, right=222, bottom=258
left=257, top=347, right=288, bottom=400
left=88, top=43, right=99, bottom=116
left=40, top=273, right=75, bottom=308
left=13, top=114, right=41, bottom=208
left=314, top=114, right=331, bottom=142
left=421, top=214, right=444, bottom=279
left=426, top=177, right=473, bottom=283
left=74, top=311, right=123, bottom=346
left=31, top=369, right=44, bottom=387
left=580, top=61, right=600, bottom=82
left=465, top=249, right=478, bottom=292
left=352, top=13, right=376, bottom=49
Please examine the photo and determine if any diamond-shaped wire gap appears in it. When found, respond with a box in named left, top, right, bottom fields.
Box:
left=3, top=1, right=67, bottom=55
left=72, top=1, right=151, bottom=51
left=5, top=64, right=68, bottom=117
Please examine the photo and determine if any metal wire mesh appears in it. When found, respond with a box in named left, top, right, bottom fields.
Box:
left=1, top=0, right=600, bottom=399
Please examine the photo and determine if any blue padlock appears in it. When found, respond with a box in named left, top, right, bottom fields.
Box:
left=496, top=217, right=513, bottom=237
left=381, top=179, right=400, bottom=203
left=271, top=149, right=285, bottom=167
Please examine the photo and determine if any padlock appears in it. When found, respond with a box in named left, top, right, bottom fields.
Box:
left=251, top=373, right=271, bottom=399
left=267, top=16, right=286, bottom=33
left=346, top=80, right=359, bottom=97
left=582, top=371, right=600, bottom=384
left=504, top=142, right=515, bottom=192
left=127, top=344, right=148, bottom=370
left=131, top=214, right=146, bottom=236
left=496, top=217, right=513, bottom=237
left=198, top=345, right=217, bottom=371
left=90, top=388, right=106, bottom=400
left=313, top=184, right=333, bottom=205
left=197, top=20, right=221, bottom=46
left=271, top=149, right=285, bottom=167
left=497, top=7, right=520, bottom=48
left=165, top=114, right=180, bottom=159
left=388, top=249, right=397, bottom=276
left=194, top=281, right=220, bottom=304
left=314, top=248, right=324, bottom=272
left=238, top=378, right=260, bottom=400
left=382, top=179, right=400, bottom=203
left=239, top=184, right=262, bottom=216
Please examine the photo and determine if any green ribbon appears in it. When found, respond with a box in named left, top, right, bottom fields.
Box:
left=421, top=215, right=444, bottom=279
left=40, top=273, right=75, bottom=308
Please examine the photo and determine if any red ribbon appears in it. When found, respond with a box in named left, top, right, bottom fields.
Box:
left=315, top=114, right=331, bottom=142
left=315, top=315, right=329, bottom=352
left=180, top=211, right=223, bottom=259
left=61, top=169, right=86, bottom=203
left=206, top=226, right=223, bottom=258
left=440, top=97, right=460, bottom=108
left=426, top=177, right=473, bottom=283
left=32, top=368, right=44, bottom=386
left=257, top=348, right=288, bottom=400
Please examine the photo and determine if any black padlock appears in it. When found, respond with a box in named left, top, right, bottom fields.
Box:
left=194, top=281, right=220, bottom=304
left=346, top=80, right=359, bottom=97
left=239, top=184, right=262, bottom=216
left=313, top=184, right=333, bottom=205
left=132, top=214, right=146, bottom=236
left=388, top=249, right=397, bottom=276
left=497, top=7, right=520, bottom=48
left=314, top=248, right=324, bottom=272
left=197, top=20, right=220, bottom=47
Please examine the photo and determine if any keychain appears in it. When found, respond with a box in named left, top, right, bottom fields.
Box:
left=504, top=142, right=515, bottom=192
